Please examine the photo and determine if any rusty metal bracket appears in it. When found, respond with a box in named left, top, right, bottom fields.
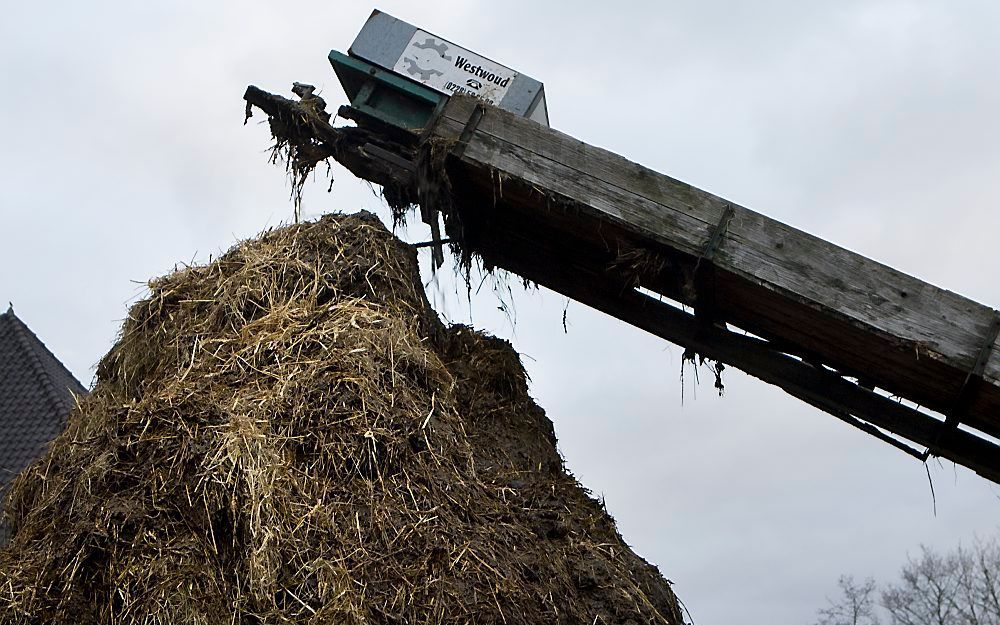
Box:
left=696, top=204, right=736, bottom=266
left=692, top=204, right=736, bottom=323
left=419, top=102, right=487, bottom=268
left=452, top=103, right=487, bottom=160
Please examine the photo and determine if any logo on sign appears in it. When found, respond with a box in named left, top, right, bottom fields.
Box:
left=394, top=30, right=518, bottom=106
left=400, top=37, right=451, bottom=81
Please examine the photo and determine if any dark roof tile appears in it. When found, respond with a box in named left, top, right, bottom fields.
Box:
left=0, top=308, right=86, bottom=489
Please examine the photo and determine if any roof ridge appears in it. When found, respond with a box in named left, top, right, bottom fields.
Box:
left=2, top=310, right=84, bottom=417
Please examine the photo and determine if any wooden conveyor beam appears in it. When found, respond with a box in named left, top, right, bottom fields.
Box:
left=244, top=87, right=1000, bottom=484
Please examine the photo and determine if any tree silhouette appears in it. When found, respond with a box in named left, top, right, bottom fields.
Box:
left=813, top=535, right=1000, bottom=625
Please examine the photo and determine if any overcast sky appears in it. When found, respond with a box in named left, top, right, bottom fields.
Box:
left=3, top=1, right=999, bottom=623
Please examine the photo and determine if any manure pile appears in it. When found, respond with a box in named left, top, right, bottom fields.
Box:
left=0, top=212, right=684, bottom=625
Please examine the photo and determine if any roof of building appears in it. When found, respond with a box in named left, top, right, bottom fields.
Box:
left=0, top=307, right=86, bottom=490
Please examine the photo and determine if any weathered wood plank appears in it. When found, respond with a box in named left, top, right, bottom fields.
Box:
left=722, top=209, right=995, bottom=373
left=448, top=142, right=987, bottom=427
left=437, top=104, right=999, bottom=383
left=442, top=174, right=1000, bottom=482
left=438, top=98, right=998, bottom=373
left=437, top=98, right=724, bottom=229
left=431, top=95, right=1000, bottom=438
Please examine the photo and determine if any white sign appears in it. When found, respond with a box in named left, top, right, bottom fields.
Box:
left=393, top=30, right=518, bottom=106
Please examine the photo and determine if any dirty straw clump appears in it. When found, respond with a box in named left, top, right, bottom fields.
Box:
left=0, top=212, right=684, bottom=625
